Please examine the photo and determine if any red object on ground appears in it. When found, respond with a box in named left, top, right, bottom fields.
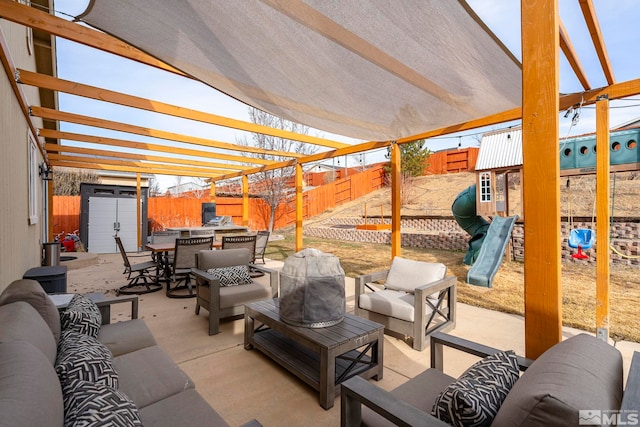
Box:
left=62, top=239, right=75, bottom=252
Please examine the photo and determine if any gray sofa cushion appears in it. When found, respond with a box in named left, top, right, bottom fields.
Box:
left=0, top=301, right=57, bottom=364
left=140, top=389, right=230, bottom=427
left=114, top=345, right=195, bottom=409
left=220, top=282, right=272, bottom=309
left=197, top=248, right=252, bottom=270
left=0, top=279, right=61, bottom=343
left=362, top=368, right=456, bottom=427
left=492, top=334, right=623, bottom=427
left=0, top=341, right=64, bottom=427
left=98, top=318, right=157, bottom=357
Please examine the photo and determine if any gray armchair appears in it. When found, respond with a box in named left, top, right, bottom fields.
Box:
left=191, top=248, right=278, bottom=335
left=354, top=257, right=456, bottom=351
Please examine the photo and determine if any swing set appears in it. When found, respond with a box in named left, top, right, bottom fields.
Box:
left=566, top=173, right=640, bottom=261
left=566, top=178, right=596, bottom=259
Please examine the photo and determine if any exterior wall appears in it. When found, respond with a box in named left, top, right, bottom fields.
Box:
left=0, top=19, right=46, bottom=291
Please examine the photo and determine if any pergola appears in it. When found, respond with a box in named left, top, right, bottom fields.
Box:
left=2, top=0, right=639, bottom=358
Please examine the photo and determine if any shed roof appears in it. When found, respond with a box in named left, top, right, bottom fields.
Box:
left=475, top=127, right=523, bottom=171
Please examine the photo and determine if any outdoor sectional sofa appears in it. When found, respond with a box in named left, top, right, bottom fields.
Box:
left=341, top=331, right=640, bottom=426
left=0, top=279, right=259, bottom=426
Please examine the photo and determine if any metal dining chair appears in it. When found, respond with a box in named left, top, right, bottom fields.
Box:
left=114, top=236, right=162, bottom=295
left=167, top=237, right=214, bottom=298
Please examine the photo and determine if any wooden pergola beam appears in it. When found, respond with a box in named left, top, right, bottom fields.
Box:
left=39, top=129, right=255, bottom=169
left=30, top=107, right=293, bottom=161
left=49, top=160, right=221, bottom=178
left=18, top=69, right=348, bottom=150
left=559, top=19, right=591, bottom=90
left=48, top=153, right=225, bottom=177
left=45, top=145, right=235, bottom=175
left=579, top=0, right=615, bottom=85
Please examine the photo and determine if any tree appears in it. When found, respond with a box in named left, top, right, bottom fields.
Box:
left=237, top=108, right=316, bottom=231
left=147, top=176, right=162, bottom=197
left=53, top=168, right=100, bottom=195
left=384, top=141, right=431, bottom=205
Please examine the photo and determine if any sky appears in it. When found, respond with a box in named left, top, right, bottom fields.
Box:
left=52, top=1, right=640, bottom=190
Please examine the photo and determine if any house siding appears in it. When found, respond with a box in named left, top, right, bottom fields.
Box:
left=0, top=19, right=46, bottom=291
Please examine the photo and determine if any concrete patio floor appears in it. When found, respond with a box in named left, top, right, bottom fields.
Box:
left=63, top=252, right=640, bottom=427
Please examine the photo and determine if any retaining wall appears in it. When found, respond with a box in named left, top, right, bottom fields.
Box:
left=305, top=216, right=640, bottom=267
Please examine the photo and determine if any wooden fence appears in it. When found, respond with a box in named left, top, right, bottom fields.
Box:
left=51, top=150, right=476, bottom=235
left=52, top=164, right=387, bottom=235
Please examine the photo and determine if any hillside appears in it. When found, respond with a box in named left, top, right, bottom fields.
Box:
left=308, top=171, right=640, bottom=223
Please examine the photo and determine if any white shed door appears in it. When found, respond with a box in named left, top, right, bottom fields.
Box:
left=88, top=197, right=139, bottom=253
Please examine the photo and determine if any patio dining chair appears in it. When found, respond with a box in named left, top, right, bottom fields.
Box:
left=221, top=235, right=257, bottom=261
left=167, top=237, right=214, bottom=298
left=150, top=230, right=180, bottom=263
left=114, top=236, right=162, bottom=295
left=254, top=230, right=270, bottom=264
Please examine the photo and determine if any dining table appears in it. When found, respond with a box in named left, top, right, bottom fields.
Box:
left=145, top=241, right=222, bottom=288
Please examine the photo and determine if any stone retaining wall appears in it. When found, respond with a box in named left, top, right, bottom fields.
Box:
left=306, top=217, right=640, bottom=267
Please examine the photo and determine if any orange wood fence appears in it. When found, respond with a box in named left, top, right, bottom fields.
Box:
left=52, top=151, right=475, bottom=235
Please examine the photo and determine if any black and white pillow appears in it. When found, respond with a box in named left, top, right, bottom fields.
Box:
left=432, top=350, right=519, bottom=427
left=61, top=294, right=102, bottom=338
left=206, top=265, right=252, bottom=286
left=56, top=330, right=119, bottom=390
left=62, top=379, right=142, bottom=426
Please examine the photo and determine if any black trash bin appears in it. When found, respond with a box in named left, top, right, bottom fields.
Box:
left=23, top=266, right=68, bottom=294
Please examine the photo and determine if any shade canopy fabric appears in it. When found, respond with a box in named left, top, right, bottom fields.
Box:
left=79, top=0, right=522, bottom=142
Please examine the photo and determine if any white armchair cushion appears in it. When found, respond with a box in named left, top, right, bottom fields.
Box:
left=384, top=257, right=446, bottom=293
left=359, top=289, right=439, bottom=322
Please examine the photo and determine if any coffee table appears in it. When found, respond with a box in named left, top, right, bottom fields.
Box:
left=244, top=298, right=384, bottom=409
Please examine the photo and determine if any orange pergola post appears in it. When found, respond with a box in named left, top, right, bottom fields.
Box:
left=595, top=95, right=610, bottom=341
left=242, top=175, right=249, bottom=227
left=522, top=0, right=563, bottom=358
left=136, top=173, right=142, bottom=250
left=390, top=142, right=401, bottom=259
left=209, top=181, right=216, bottom=201
left=295, top=163, right=303, bottom=251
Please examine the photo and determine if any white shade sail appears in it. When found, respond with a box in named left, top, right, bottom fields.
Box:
left=79, top=0, right=522, bottom=142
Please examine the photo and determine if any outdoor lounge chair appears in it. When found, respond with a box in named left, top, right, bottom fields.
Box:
left=192, top=248, right=277, bottom=335
left=114, top=236, right=162, bottom=295
left=341, top=332, right=638, bottom=427
left=354, top=256, right=456, bottom=351
left=167, top=237, right=213, bottom=298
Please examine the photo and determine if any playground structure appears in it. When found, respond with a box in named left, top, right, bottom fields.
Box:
left=452, top=184, right=518, bottom=288
left=473, top=125, right=640, bottom=264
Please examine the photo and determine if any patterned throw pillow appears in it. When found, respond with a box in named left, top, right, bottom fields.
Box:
left=56, top=330, right=119, bottom=389
left=62, top=379, right=142, bottom=426
left=61, top=294, right=102, bottom=338
left=206, top=265, right=252, bottom=286
left=432, top=350, right=519, bottom=427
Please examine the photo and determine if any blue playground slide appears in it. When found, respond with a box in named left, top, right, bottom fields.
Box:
left=451, top=184, right=489, bottom=265
left=466, top=215, right=519, bottom=288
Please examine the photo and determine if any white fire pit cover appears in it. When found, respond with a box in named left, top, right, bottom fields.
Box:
left=279, top=248, right=346, bottom=328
